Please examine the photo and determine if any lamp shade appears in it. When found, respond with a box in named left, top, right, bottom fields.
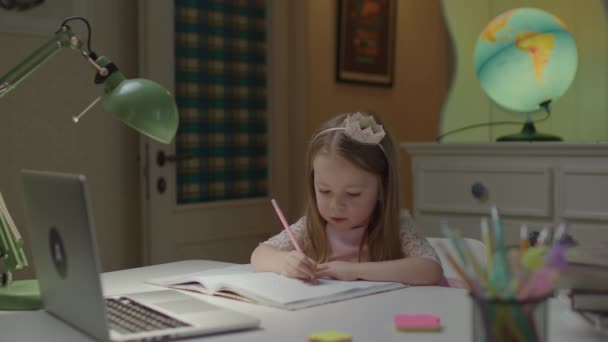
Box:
left=102, top=77, right=179, bottom=144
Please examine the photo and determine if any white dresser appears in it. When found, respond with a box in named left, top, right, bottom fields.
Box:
left=402, top=142, right=608, bottom=246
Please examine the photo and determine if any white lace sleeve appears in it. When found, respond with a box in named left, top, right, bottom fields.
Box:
left=261, top=216, right=308, bottom=251
left=399, top=210, right=440, bottom=264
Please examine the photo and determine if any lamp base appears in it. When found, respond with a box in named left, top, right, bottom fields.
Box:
left=497, top=121, right=562, bottom=142
left=0, top=279, right=42, bottom=310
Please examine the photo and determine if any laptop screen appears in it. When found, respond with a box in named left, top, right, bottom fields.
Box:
left=21, top=169, right=110, bottom=341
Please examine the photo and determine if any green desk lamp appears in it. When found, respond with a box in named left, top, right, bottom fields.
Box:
left=0, top=16, right=179, bottom=310
left=0, top=16, right=179, bottom=143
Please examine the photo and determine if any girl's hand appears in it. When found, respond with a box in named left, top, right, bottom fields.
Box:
left=280, top=251, right=318, bottom=281
left=315, top=261, right=359, bottom=281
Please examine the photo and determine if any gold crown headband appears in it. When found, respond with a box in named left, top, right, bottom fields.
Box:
left=312, top=113, right=386, bottom=154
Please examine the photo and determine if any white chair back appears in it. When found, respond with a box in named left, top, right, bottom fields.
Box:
left=427, top=237, right=487, bottom=281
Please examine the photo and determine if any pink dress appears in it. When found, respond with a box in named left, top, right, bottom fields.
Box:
left=262, top=214, right=441, bottom=263
left=261, top=211, right=456, bottom=286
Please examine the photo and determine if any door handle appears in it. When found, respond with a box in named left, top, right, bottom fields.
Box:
left=156, top=150, right=195, bottom=167
left=157, top=177, right=167, bottom=194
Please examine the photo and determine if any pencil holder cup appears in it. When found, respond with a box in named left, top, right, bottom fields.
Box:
left=470, top=294, right=549, bottom=342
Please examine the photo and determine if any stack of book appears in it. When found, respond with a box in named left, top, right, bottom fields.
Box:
left=559, top=243, right=608, bottom=290
left=559, top=244, right=608, bottom=333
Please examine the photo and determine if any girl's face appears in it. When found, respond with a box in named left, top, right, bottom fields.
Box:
left=313, top=154, right=380, bottom=231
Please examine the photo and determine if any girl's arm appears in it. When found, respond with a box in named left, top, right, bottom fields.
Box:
left=352, top=257, right=443, bottom=285
left=251, top=243, right=317, bottom=280
left=317, top=212, right=445, bottom=285
left=316, top=257, right=443, bottom=285
left=250, top=243, right=288, bottom=273
left=251, top=218, right=317, bottom=280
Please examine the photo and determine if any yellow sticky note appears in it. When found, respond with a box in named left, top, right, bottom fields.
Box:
left=308, top=330, right=352, bottom=342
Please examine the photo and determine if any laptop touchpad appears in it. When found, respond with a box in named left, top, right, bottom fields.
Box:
left=156, top=299, right=219, bottom=314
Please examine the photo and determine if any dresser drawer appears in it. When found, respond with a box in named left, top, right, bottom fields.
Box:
left=415, top=166, right=552, bottom=217
left=557, top=167, right=608, bottom=220
left=416, top=213, right=548, bottom=246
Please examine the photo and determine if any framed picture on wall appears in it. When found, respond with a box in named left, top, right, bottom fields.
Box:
left=336, top=0, right=396, bottom=87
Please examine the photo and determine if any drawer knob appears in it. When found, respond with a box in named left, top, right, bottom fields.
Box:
left=471, top=182, right=487, bottom=200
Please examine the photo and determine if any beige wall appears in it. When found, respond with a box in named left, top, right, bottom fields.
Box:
left=294, top=0, right=451, bottom=213
left=0, top=1, right=141, bottom=279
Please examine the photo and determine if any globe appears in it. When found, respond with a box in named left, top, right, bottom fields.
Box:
left=473, top=8, right=578, bottom=141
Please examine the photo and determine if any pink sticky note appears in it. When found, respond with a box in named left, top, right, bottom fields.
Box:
left=394, top=314, right=442, bottom=332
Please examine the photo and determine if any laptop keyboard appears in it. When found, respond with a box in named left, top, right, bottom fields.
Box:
left=106, top=297, right=191, bottom=334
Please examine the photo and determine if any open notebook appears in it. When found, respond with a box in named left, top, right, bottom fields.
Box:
left=147, top=265, right=406, bottom=310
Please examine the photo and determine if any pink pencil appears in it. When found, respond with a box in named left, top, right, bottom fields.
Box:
left=271, top=198, right=303, bottom=253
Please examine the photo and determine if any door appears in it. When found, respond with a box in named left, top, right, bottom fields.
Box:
left=138, top=1, right=291, bottom=264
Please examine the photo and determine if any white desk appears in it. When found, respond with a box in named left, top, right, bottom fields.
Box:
left=1, top=260, right=606, bottom=341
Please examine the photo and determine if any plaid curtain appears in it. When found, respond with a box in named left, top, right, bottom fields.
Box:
left=174, top=0, right=268, bottom=204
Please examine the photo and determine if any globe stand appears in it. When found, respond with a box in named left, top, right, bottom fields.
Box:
left=497, top=121, right=562, bottom=142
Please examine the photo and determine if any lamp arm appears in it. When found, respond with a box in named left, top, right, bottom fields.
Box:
left=0, top=27, right=80, bottom=98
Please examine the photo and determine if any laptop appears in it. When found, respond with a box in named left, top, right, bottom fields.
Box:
left=20, top=169, right=260, bottom=342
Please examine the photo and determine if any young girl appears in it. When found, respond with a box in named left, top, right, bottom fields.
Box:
left=251, top=112, right=443, bottom=285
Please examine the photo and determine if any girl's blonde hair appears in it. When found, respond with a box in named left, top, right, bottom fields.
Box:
left=303, top=112, right=403, bottom=262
